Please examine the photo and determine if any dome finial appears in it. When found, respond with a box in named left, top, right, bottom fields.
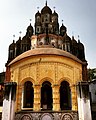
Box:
left=13, top=35, right=15, bottom=39
left=19, top=31, right=22, bottom=35
left=78, top=35, right=80, bottom=43
left=37, top=7, right=39, bottom=11
left=78, top=35, right=79, bottom=40
left=13, top=35, right=15, bottom=43
left=72, top=31, right=74, bottom=36
left=62, top=20, right=64, bottom=25
left=19, top=31, right=22, bottom=38
left=30, top=19, right=32, bottom=24
left=45, top=0, right=47, bottom=6
left=53, top=6, right=56, bottom=11
left=72, top=31, right=74, bottom=40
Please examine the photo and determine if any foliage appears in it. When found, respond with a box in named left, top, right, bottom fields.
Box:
left=87, top=68, right=96, bottom=81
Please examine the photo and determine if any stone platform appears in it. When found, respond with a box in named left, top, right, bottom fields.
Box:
left=15, top=111, right=78, bottom=120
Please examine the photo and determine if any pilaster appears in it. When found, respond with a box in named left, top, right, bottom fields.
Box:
left=33, top=84, right=41, bottom=111
left=16, top=85, right=22, bottom=111
left=52, top=84, right=60, bottom=111
left=71, top=85, right=78, bottom=111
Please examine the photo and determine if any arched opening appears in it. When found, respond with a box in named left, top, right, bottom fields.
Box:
left=60, top=81, right=71, bottom=110
left=23, top=81, right=34, bottom=108
left=41, top=81, right=53, bottom=110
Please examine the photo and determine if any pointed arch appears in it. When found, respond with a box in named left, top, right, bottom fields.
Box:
left=39, top=77, right=53, bottom=85
left=58, top=77, right=72, bottom=87
left=20, top=77, right=35, bottom=86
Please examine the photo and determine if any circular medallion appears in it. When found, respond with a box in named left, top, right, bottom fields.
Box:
left=41, top=113, right=53, bottom=120
left=62, top=114, right=73, bottom=120
left=21, top=115, right=32, bottom=120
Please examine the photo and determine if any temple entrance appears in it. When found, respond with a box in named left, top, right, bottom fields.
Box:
left=41, top=81, right=53, bottom=110
left=23, top=81, right=34, bottom=108
left=60, top=81, right=71, bottom=110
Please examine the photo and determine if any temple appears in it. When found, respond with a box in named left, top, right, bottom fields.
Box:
left=2, top=1, right=92, bottom=120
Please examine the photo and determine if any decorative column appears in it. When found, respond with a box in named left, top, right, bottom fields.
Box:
left=77, top=81, right=92, bottom=120
left=33, top=84, right=41, bottom=111
left=2, top=82, right=17, bottom=120
left=71, top=85, right=78, bottom=111
left=52, top=84, right=60, bottom=111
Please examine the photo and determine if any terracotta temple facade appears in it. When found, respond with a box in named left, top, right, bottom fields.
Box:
left=2, top=1, right=92, bottom=120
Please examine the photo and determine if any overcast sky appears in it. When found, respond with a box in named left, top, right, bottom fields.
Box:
left=0, top=0, right=96, bottom=72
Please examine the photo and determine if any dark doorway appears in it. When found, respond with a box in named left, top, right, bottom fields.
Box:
left=60, top=81, right=71, bottom=110
left=41, top=81, right=53, bottom=110
left=23, top=81, right=34, bottom=108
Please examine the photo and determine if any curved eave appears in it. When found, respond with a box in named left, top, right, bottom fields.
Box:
left=8, top=48, right=85, bottom=66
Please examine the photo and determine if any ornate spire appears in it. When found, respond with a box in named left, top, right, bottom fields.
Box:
left=45, top=0, right=47, bottom=6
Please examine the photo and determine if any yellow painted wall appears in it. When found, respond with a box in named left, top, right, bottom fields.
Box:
left=9, top=54, right=82, bottom=112
left=0, top=107, right=2, bottom=112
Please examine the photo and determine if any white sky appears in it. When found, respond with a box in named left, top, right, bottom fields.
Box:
left=0, top=0, right=96, bottom=72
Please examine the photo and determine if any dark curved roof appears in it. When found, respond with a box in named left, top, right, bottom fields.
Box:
left=41, top=5, right=52, bottom=14
left=9, top=40, right=15, bottom=49
left=52, top=10, right=58, bottom=17
left=35, top=11, right=41, bottom=17
left=27, top=23, right=33, bottom=31
left=16, top=37, right=21, bottom=44
left=8, top=47, right=83, bottom=66
left=78, top=40, right=84, bottom=49
left=21, top=36, right=30, bottom=44
left=72, top=36, right=77, bottom=44
left=60, top=23, right=66, bottom=31
left=65, top=35, right=71, bottom=42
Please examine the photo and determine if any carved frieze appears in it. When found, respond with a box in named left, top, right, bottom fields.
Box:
left=15, top=112, right=78, bottom=120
